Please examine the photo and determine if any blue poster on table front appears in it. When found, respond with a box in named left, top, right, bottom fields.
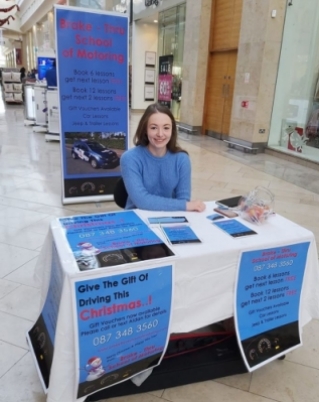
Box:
left=55, top=5, right=128, bottom=203
left=73, top=265, right=173, bottom=399
left=59, top=210, right=174, bottom=271
left=27, top=243, right=64, bottom=391
left=235, top=242, right=310, bottom=371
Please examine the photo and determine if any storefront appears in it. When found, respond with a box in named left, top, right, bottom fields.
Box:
left=268, top=0, right=319, bottom=163
left=131, top=0, right=186, bottom=120
left=69, top=0, right=129, bottom=13
left=158, top=4, right=186, bottom=120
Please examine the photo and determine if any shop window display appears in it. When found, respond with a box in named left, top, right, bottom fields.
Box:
left=269, top=1, right=319, bottom=163
left=158, top=4, right=185, bottom=121
left=305, top=84, right=319, bottom=149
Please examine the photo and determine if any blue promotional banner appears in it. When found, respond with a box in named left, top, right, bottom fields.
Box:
left=235, top=242, right=310, bottom=370
left=55, top=6, right=129, bottom=203
left=59, top=210, right=174, bottom=271
left=27, top=244, right=64, bottom=391
left=73, top=265, right=173, bottom=398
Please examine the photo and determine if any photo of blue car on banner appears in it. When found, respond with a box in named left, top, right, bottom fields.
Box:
left=235, top=242, right=310, bottom=371
left=55, top=5, right=129, bottom=203
left=73, top=265, right=173, bottom=398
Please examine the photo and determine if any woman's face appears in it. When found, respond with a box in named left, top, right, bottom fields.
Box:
left=146, top=112, right=172, bottom=156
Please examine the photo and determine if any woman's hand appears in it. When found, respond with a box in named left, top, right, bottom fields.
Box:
left=186, top=200, right=206, bottom=212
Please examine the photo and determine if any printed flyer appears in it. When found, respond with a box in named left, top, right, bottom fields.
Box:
left=27, top=244, right=64, bottom=391
left=213, top=219, right=257, bottom=238
left=55, top=5, right=129, bottom=202
left=73, top=265, right=173, bottom=398
left=59, top=210, right=174, bottom=271
left=161, top=225, right=201, bottom=245
left=148, top=216, right=188, bottom=224
left=235, top=242, right=310, bottom=371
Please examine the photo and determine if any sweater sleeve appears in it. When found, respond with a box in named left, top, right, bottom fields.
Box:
left=174, top=152, right=191, bottom=201
left=120, top=150, right=188, bottom=211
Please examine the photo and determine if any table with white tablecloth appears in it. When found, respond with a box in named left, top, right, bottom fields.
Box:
left=30, top=202, right=319, bottom=402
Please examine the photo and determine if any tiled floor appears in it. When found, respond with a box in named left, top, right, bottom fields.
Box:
left=0, top=99, right=318, bottom=402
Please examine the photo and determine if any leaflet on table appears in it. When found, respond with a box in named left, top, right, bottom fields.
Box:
left=235, top=242, right=310, bottom=371
left=148, top=216, right=188, bottom=224
left=206, top=213, right=225, bottom=221
left=59, top=211, right=175, bottom=271
left=160, top=224, right=201, bottom=245
left=73, top=264, right=173, bottom=399
left=27, top=244, right=64, bottom=392
left=213, top=219, right=257, bottom=238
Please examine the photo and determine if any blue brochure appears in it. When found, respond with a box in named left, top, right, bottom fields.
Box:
left=207, top=213, right=225, bottom=221
left=161, top=225, right=201, bottom=245
left=213, top=219, right=257, bottom=238
left=148, top=216, right=188, bottom=224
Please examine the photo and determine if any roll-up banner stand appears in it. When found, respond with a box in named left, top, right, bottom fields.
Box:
left=37, top=51, right=56, bottom=81
left=55, top=5, right=129, bottom=204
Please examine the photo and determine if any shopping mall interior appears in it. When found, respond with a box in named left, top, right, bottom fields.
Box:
left=0, top=1, right=319, bottom=402
left=0, top=92, right=318, bottom=402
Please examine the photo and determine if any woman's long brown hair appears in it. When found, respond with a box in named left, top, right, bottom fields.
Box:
left=133, top=103, right=187, bottom=154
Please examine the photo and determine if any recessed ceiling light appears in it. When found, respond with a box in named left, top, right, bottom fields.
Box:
left=154, top=20, right=158, bottom=23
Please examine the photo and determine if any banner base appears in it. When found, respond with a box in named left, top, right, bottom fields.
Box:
left=62, top=195, right=114, bottom=205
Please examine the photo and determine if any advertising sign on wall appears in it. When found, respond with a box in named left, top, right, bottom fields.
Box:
left=73, top=264, right=173, bottom=399
left=235, top=242, right=310, bottom=371
left=158, top=55, right=173, bottom=108
left=55, top=5, right=129, bottom=204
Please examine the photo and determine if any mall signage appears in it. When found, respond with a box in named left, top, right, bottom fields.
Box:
left=145, top=0, right=160, bottom=7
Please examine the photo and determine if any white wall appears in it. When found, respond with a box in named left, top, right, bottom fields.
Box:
left=131, top=20, right=158, bottom=110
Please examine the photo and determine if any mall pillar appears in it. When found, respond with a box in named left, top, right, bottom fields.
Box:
left=179, top=0, right=212, bottom=133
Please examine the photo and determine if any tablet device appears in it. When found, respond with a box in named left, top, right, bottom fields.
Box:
left=216, top=195, right=242, bottom=208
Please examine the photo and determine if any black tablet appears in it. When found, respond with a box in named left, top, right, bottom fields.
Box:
left=216, top=195, right=242, bottom=208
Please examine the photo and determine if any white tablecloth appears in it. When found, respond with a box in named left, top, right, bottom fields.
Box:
left=34, top=202, right=319, bottom=402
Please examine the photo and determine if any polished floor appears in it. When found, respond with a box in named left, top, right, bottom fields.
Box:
left=0, top=100, right=319, bottom=402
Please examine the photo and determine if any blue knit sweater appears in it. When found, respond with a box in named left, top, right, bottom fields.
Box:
left=120, top=146, right=191, bottom=211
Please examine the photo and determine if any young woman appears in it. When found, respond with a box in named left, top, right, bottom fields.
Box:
left=120, top=103, right=205, bottom=212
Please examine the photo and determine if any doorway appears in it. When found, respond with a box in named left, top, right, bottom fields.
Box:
left=203, top=0, right=243, bottom=138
